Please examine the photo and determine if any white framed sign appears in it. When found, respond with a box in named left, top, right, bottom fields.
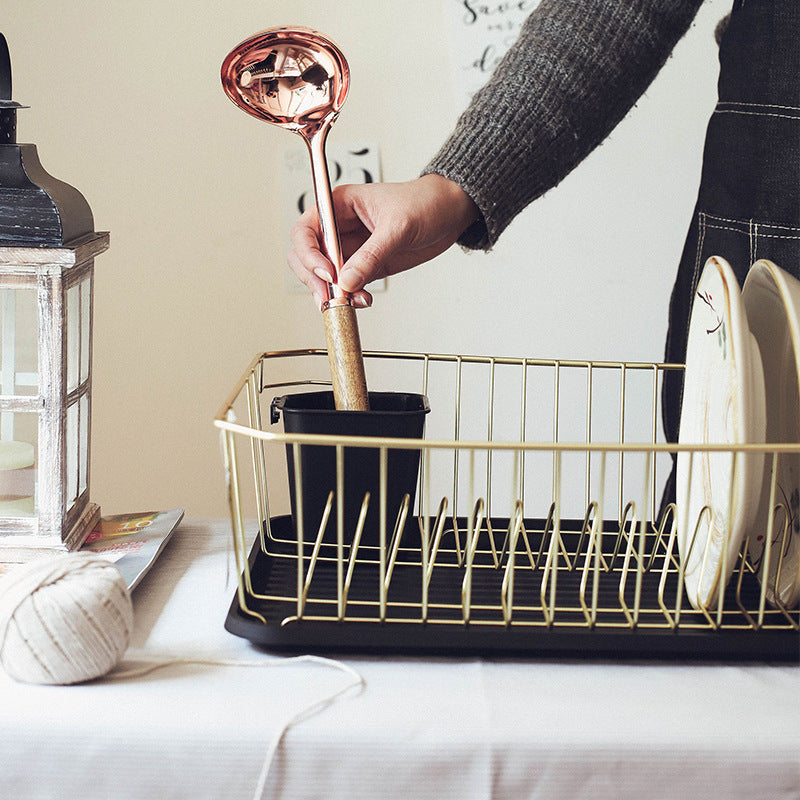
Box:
left=444, top=0, right=542, bottom=107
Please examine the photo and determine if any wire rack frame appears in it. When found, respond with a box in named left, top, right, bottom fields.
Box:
left=214, top=349, right=800, bottom=658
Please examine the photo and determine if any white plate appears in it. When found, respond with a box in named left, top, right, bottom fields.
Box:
left=677, top=256, right=766, bottom=611
left=742, top=260, right=800, bottom=608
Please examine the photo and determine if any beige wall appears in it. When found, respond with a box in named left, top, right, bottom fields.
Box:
left=3, top=0, right=730, bottom=518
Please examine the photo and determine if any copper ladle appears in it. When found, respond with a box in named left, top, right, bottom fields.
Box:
left=221, top=26, right=369, bottom=411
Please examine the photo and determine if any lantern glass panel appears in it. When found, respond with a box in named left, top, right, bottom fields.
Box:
left=67, top=283, right=80, bottom=393
left=66, top=277, right=92, bottom=393
left=0, top=411, right=37, bottom=517
left=67, top=400, right=78, bottom=506
left=65, top=393, right=90, bottom=509
left=80, top=276, right=91, bottom=383
left=79, top=394, right=89, bottom=496
left=0, top=288, right=38, bottom=397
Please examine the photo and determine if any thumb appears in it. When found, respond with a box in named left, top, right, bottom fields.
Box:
left=338, top=226, right=404, bottom=293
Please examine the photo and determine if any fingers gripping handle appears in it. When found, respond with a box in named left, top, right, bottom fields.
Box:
left=323, top=301, right=370, bottom=411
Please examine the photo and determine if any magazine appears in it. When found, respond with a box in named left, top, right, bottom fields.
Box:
left=81, top=509, right=184, bottom=590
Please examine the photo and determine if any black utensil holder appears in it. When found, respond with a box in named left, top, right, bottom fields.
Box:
left=270, top=391, right=430, bottom=546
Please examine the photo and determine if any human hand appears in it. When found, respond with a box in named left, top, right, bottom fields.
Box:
left=287, top=173, right=480, bottom=309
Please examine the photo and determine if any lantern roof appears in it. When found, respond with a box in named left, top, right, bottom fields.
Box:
left=0, top=32, right=94, bottom=247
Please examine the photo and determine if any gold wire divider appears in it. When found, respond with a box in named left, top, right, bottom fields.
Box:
left=214, top=349, right=800, bottom=652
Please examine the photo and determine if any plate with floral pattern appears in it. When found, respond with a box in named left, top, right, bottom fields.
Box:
left=677, top=256, right=766, bottom=611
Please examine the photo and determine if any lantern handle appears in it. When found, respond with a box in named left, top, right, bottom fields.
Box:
left=0, top=34, right=10, bottom=103
left=0, top=34, right=28, bottom=146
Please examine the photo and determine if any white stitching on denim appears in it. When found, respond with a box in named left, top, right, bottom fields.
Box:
left=686, top=211, right=706, bottom=304
left=713, top=109, right=800, bottom=121
left=669, top=212, right=705, bottom=395
left=752, top=221, right=757, bottom=264
left=702, top=222, right=752, bottom=235
left=692, top=213, right=707, bottom=297
left=703, top=222, right=800, bottom=239
left=718, top=101, right=800, bottom=113
left=703, top=214, right=800, bottom=232
left=701, top=213, right=749, bottom=229
left=759, top=223, right=800, bottom=232
left=750, top=231, right=800, bottom=239
left=677, top=213, right=706, bottom=399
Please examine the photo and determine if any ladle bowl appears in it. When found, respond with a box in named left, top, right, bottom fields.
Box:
left=221, top=27, right=349, bottom=137
left=221, top=27, right=369, bottom=411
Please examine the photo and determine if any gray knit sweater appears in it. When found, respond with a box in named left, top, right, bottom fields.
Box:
left=424, top=0, right=707, bottom=250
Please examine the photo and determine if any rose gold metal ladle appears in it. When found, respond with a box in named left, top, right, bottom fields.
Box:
left=221, top=26, right=369, bottom=411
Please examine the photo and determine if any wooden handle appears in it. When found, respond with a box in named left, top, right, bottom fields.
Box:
left=322, top=302, right=370, bottom=411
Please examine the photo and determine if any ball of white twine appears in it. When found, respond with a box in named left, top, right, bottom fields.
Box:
left=0, top=553, right=133, bottom=685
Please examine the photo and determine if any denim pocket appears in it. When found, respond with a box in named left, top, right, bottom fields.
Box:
left=663, top=211, right=800, bottom=446
left=695, top=213, right=800, bottom=288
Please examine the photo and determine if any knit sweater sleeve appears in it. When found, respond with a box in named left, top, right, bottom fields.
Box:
left=423, top=0, right=706, bottom=249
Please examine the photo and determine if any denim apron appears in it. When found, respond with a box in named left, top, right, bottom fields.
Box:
left=661, top=0, right=800, bottom=502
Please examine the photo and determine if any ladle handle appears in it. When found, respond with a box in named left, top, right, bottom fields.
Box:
left=322, top=299, right=369, bottom=410
left=307, top=131, right=370, bottom=411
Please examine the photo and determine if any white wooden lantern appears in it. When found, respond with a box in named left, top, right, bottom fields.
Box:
left=0, top=34, right=107, bottom=557
left=0, top=235, right=108, bottom=557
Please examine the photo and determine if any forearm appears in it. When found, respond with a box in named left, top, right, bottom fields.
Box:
left=423, top=0, right=706, bottom=250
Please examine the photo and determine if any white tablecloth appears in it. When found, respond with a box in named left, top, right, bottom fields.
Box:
left=0, top=518, right=797, bottom=800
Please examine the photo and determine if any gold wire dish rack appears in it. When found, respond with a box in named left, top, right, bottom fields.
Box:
left=215, top=349, right=800, bottom=661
